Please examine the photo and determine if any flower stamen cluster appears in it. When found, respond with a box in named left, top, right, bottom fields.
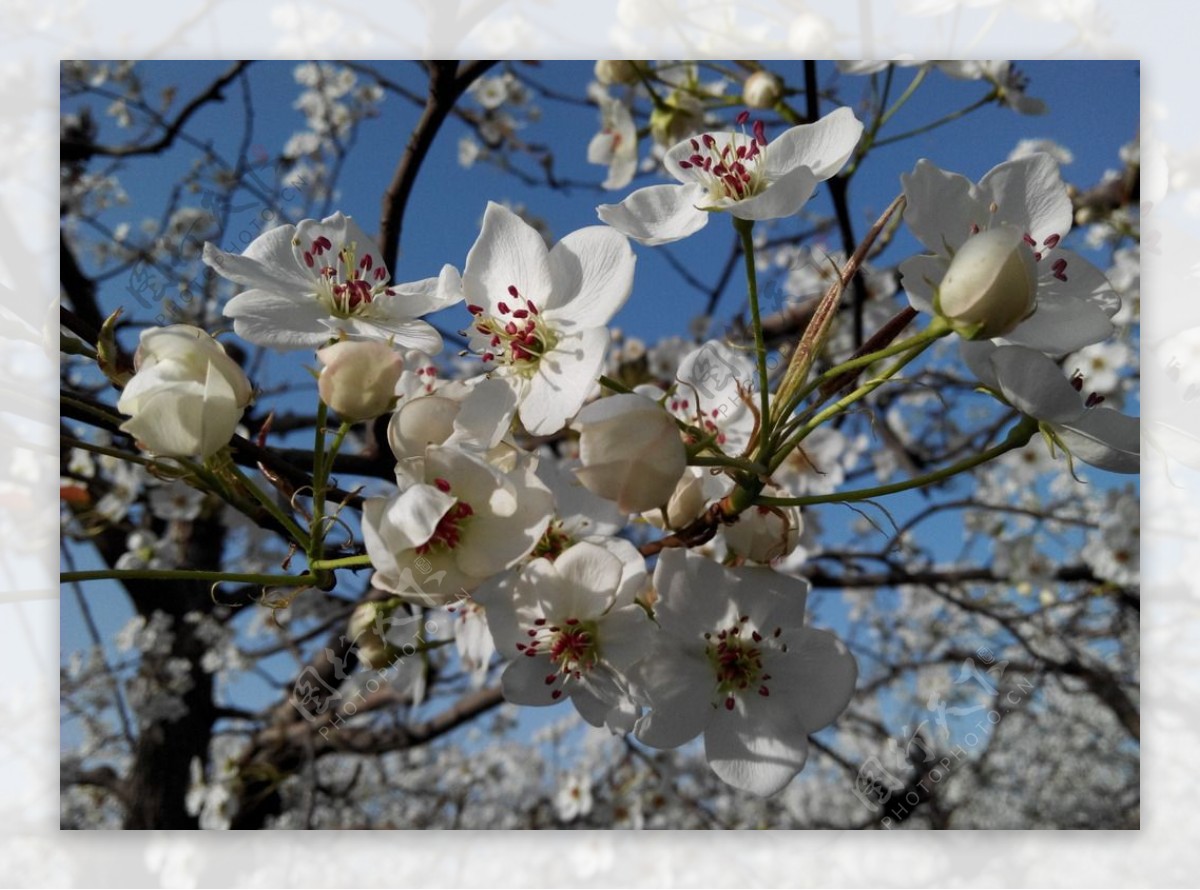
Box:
left=678, top=114, right=769, bottom=205
left=467, top=284, right=557, bottom=373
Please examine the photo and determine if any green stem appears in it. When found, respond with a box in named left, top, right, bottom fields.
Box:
left=757, top=416, right=1039, bottom=507
left=769, top=343, right=927, bottom=474
left=598, top=375, right=635, bottom=395
left=309, top=400, right=329, bottom=555
left=309, top=554, right=373, bottom=570
left=222, top=458, right=312, bottom=551
left=733, top=216, right=772, bottom=465
left=772, top=316, right=952, bottom=438
left=62, top=568, right=319, bottom=586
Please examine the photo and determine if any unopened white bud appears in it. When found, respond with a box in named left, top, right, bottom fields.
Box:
left=573, top=393, right=688, bottom=514
left=936, top=227, right=1038, bottom=339
left=724, top=498, right=802, bottom=563
left=594, top=60, right=640, bottom=86
left=317, top=340, right=404, bottom=421
left=743, top=71, right=783, bottom=109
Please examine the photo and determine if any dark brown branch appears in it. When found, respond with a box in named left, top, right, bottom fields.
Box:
left=378, top=60, right=495, bottom=274
left=61, top=61, right=251, bottom=162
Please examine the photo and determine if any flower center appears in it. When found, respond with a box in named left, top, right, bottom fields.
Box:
left=298, top=233, right=393, bottom=318
left=677, top=114, right=769, bottom=204
left=467, top=284, right=557, bottom=376
left=532, top=520, right=574, bottom=560
left=515, top=616, right=601, bottom=701
left=415, top=478, right=474, bottom=555
left=704, top=614, right=782, bottom=710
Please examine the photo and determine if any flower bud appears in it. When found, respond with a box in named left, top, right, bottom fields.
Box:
left=723, top=497, right=803, bottom=563
left=742, top=71, right=783, bottom=109
left=594, top=60, right=640, bottom=86
left=572, top=393, right=688, bottom=514
left=348, top=600, right=402, bottom=669
left=316, top=340, right=404, bottom=421
left=650, top=89, right=705, bottom=148
left=117, top=325, right=252, bottom=459
left=935, top=227, right=1038, bottom=339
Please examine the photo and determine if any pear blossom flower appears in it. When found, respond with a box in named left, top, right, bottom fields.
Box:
left=316, top=339, right=404, bottom=421
left=901, top=154, right=1119, bottom=355
left=633, top=549, right=857, bottom=796
left=742, top=71, right=783, bottom=110
left=462, top=202, right=636, bottom=435
left=962, top=341, right=1139, bottom=473
left=722, top=491, right=803, bottom=564
left=597, top=107, right=863, bottom=245
left=362, top=445, right=554, bottom=605
left=203, top=211, right=462, bottom=352
left=572, top=392, right=688, bottom=514
left=117, top=324, right=253, bottom=460
left=478, top=540, right=653, bottom=733
left=671, top=340, right=757, bottom=455
left=588, top=93, right=638, bottom=190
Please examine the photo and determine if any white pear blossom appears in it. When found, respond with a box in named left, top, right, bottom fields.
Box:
left=117, top=324, right=253, bottom=460
left=572, top=392, right=688, bottom=515
left=554, top=771, right=595, bottom=822
left=962, top=341, right=1139, bottom=473
left=634, top=549, right=857, bottom=797
left=462, top=202, right=636, bottom=435
left=901, top=154, right=1119, bottom=355
left=479, top=540, right=652, bottom=733
left=203, top=211, right=462, bottom=352
left=742, top=71, right=782, bottom=109
left=362, top=445, right=554, bottom=605
left=387, top=375, right=519, bottom=481
left=597, top=107, right=863, bottom=245
left=934, top=226, right=1038, bottom=339
left=722, top=492, right=803, bottom=564
left=588, top=93, right=638, bottom=190
left=671, top=340, right=757, bottom=455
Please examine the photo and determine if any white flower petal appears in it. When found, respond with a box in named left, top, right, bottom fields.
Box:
left=1037, top=249, right=1121, bottom=318
left=767, top=627, right=858, bottom=733
left=501, top=654, right=559, bottom=706
left=597, top=182, right=709, bottom=246
left=901, top=160, right=986, bottom=255
left=704, top=699, right=810, bottom=797
left=544, top=226, right=635, bottom=328
left=1001, top=294, right=1114, bottom=355
left=1057, top=407, right=1140, bottom=473
left=552, top=540, right=624, bottom=604
left=762, top=106, right=863, bottom=181
left=378, top=484, right=458, bottom=552
left=898, top=253, right=945, bottom=314
left=633, top=646, right=715, bottom=749
left=989, top=346, right=1084, bottom=423
left=979, top=153, right=1073, bottom=245
left=519, top=328, right=608, bottom=436
left=728, top=164, right=818, bottom=221
left=463, top=202, right=554, bottom=314
left=379, top=264, right=464, bottom=318
left=202, top=225, right=310, bottom=293
left=224, top=289, right=333, bottom=349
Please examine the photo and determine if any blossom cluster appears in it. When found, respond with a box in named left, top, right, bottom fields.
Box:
left=94, top=63, right=1139, bottom=806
